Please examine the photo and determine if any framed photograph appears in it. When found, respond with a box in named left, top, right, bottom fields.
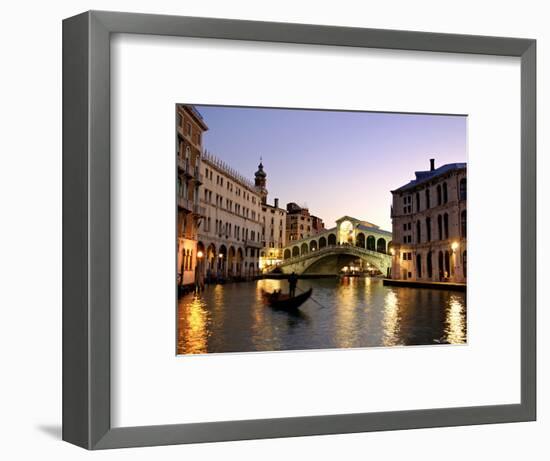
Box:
left=63, top=10, right=536, bottom=449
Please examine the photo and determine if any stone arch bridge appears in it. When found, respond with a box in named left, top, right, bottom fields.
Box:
left=270, top=216, right=393, bottom=276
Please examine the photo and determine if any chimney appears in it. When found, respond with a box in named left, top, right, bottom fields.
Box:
left=274, top=198, right=279, bottom=208
left=430, top=158, right=435, bottom=171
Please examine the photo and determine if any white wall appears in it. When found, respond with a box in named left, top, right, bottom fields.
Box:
left=0, top=0, right=546, bottom=459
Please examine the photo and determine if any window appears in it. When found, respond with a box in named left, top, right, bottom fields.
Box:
left=415, top=192, right=420, bottom=212
left=437, top=214, right=443, bottom=240
left=459, top=178, right=467, bottom=200
left=436, top=184, right=442, bottom=206
left=443, top=213, right=449, bottom=239
left=416, top=220, right=421, bottom=243
left=426, top=217, right=431, bottom=242
left=425, top=188, right=431, bottom=209
left=461, top=210, right=467, bottom=238
left=442, top=182, right=448, bottom=204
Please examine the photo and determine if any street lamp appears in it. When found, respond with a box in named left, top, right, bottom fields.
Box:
left=451, top=241, right=459, bottom=253
left=197, top=250, right=204, bottom=259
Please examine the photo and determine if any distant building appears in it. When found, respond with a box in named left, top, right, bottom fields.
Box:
left=285, top=202, right=325, bottom=242
left=176, top=104, right=208, bottom=287
left=254, top=162, right=287, bottom=270
left=390, top=159, right=467, bottom=283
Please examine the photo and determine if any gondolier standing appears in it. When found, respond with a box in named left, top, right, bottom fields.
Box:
left=288, top=272, right=298, bottom=298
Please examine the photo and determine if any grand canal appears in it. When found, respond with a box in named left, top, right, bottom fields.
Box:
left=177, top=277, right=467, bottom=355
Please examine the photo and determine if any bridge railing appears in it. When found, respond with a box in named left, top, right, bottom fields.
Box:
left=277, top=244, right=389, bottom=267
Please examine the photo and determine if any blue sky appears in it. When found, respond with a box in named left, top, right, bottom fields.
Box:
left=195, top=105, right=467, bottom=231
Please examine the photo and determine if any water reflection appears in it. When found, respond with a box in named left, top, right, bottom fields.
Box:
left=382, top=290, right=401, bottom=347
left=444, top=294, right=467, bottom=344
left=177, top=278, right=466, bottom=355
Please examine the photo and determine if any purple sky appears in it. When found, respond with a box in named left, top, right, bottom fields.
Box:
left=195, top=105, right=467, bottom=231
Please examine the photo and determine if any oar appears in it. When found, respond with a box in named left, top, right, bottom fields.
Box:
left=295, top=285, right=329, bottom=309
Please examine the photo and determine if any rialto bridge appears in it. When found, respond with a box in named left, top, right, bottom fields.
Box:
left=270, top=216, right=393, bottom=276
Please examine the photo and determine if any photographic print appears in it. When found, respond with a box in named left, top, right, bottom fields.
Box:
left=176, top=104, right=467, bottom=355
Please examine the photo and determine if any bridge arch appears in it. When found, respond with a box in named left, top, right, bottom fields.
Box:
left=366, top=235, right=375, bottom=251
left=292, top=246, right=300, bottom=257
left=319, top=236, right=327, bottom=249
left=310, top=240, right=318, bottom=252
left=328, top=233, right=336, bottom=246
left=284, top=248, right=291, bottom=260
left=356, top=232, right=365, bottom=248
left=376, top=237, right=386, bottom=253
left=301, top=242, right=309, bottom=255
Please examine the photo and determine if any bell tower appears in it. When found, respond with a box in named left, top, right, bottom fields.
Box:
left=254, top=158, right=268, bottom=204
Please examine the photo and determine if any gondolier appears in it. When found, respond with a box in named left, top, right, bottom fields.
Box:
left=288, top=272, right=298, bottom=298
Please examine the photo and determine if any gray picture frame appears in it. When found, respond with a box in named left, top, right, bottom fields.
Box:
left=62, top=10, right=536, bottom=450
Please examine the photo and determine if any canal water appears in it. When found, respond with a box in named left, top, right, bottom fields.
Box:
left=177, top=277, right=467, bottom=355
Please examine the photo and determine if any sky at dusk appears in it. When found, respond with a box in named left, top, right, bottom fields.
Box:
left=194, top=105, right=467, bottom=231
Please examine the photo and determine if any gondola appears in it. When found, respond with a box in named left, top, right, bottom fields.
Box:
left=261, top=288, right=313, bottom=312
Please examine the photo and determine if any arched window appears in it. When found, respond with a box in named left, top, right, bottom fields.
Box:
left=425, top=188, right=431, bottom=209
left=461, top=210, right=467, bottom=238
left=443, top=213, right=449, bottom=239
left=416, top=220, right=421, bottom=243
left=426, top=217, right=431, bottom=242
left=427, top=251, right=433, bottom=278
left=444, top=251, right=451, bottom=278
left=436, top=184, right=442, bottom=206
left=442, top=182, right=448, bottom=204
left=416, top=254, right=422, bottom=279
left=459, top=178, right=467, bottom=201
left=415, top=192, right=420, bottom=212
left=438, top=251, right=444, bottom=280
left=437, top=215, right=443, bottom=240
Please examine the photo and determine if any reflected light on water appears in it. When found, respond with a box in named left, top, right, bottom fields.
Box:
left=383, top=290, right=401, bottom=347
left=445, top=295, right=467, bottom=344
left=177, top=295, right=208, bottom=354
left=333, top=277, right=358, bottom=348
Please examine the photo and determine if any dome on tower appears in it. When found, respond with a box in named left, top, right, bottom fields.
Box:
left=255, top=161, right=266, bottom=178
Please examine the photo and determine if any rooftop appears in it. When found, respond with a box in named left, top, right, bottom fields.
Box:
left=392, top=162, right=467, bottom=193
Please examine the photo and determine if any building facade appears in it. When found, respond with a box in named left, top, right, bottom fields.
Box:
left=176, top=104, right=208, bottom=287
left=285, top=202, right=325, bottom=242
left=390, top=159, right=467, bottom=283
left=197, top=152, right=264, bottom=280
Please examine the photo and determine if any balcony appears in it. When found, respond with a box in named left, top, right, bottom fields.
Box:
left=244, top=239, right=263, bottom=249
left=177, top=195, right=193, bottom=211
left=193, top=203, right=206, bottom=217
left=194, top=167, right=203, bottom=184
left=177, top=157, right=193, bottom=178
